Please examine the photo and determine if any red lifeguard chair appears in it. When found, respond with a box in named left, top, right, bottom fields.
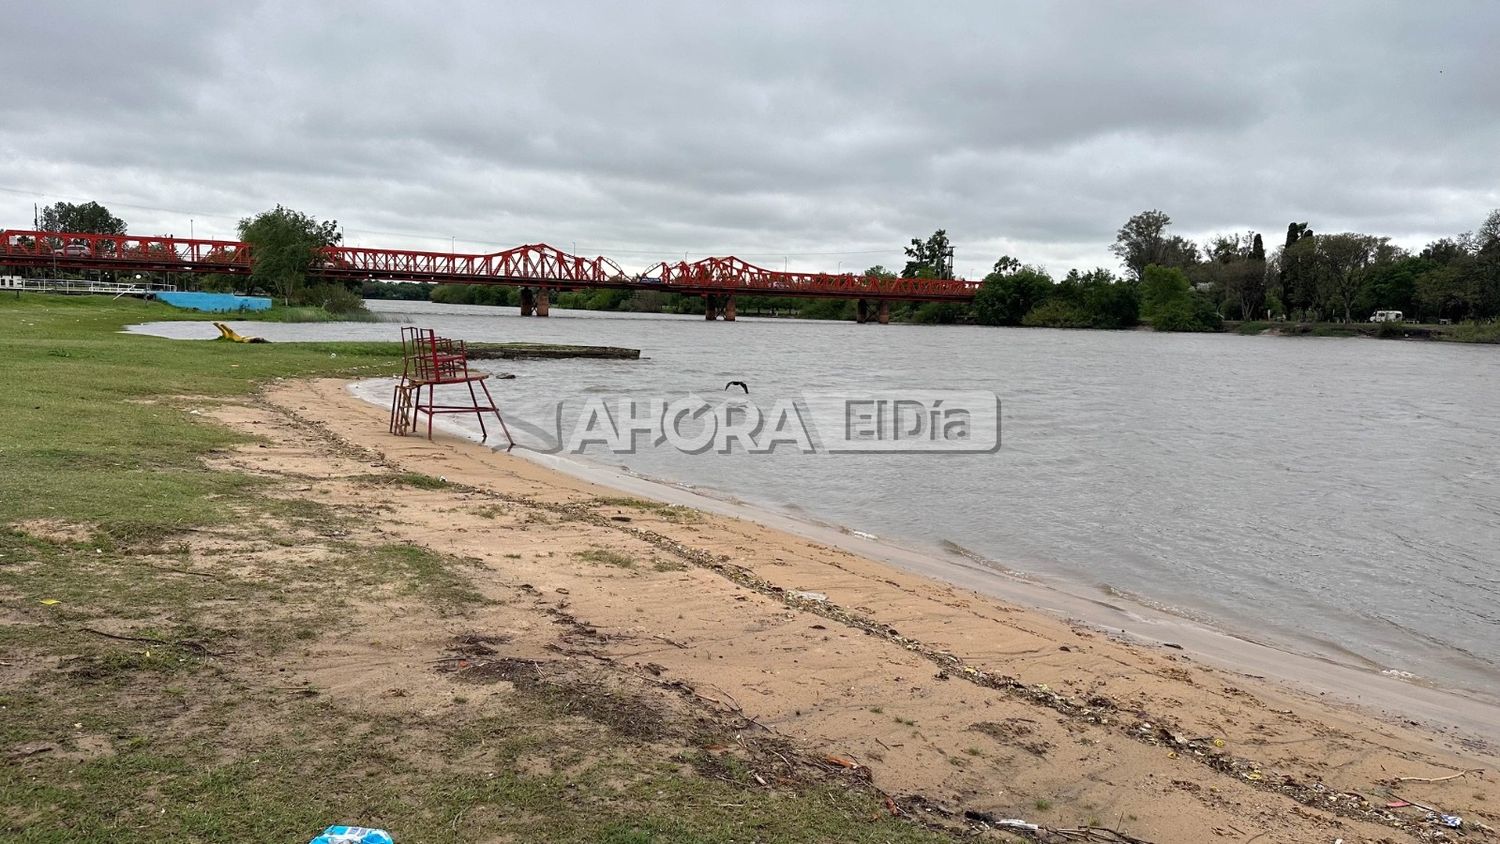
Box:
left=390, top=327, right=512, bottom=447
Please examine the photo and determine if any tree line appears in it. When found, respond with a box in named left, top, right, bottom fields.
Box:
left=971, top=207, right=1500, bottom=331
left=14, top=200, right=1500, bottom=330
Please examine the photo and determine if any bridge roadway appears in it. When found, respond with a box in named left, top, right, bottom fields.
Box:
left=1, top=229, right=978, bottom=323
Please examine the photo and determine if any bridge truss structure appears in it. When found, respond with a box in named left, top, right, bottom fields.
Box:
left=0, top=229, right=979, bottom=303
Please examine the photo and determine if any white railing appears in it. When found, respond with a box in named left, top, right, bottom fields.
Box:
left=0, top=277, right=179, bottom=296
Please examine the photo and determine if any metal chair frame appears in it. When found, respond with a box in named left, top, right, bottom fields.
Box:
left=390, top=327, right=512, bottom=446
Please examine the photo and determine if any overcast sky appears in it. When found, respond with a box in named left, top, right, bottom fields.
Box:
left=2, top=1, right=1497, bottom=277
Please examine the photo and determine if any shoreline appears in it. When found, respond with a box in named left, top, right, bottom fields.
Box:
left=349, top=379, right=1500, bottom=741
left=243, top=377, right=1500, bottom=841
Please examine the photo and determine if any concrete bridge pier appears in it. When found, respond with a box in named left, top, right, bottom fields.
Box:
left=878, top=301, right=890, bottom=324
left=856, top=298, right=870, bottom=324
left=519, top=287, right=535, bottom=316
left=536, top=288, right=550, bottom=317
left=723, top=295, right=736, bottom=321
left=704, top=294, right=718, bottom=320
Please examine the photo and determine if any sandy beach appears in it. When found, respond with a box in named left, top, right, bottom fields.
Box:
left=188, top=377, right=1499, bottom=843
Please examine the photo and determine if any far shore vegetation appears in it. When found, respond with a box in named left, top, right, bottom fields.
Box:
left=10, top=200, right=1500, bottom=341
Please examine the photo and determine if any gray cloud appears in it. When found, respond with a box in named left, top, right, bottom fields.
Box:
left=2, top=0, right=1497, bottom=276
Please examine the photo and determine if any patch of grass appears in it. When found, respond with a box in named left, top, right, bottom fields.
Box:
left=593, top=497, right=702, bottom=523
left=575, top=547, right=639, bottom=569
left=355, top=472, right=452, bottom=490
left=1306, top=323, right=1363, bottom=338
left=391, top=472, right=450, bottom=489
left=347, top=543, right=487, bottom=607
left=1443, top=320, right=1500, bottom=344
left=656, top=505, right=703, bottom=524
left=229, top=304, right=382, bottom=323
left=596, top=496, right=663, bottom=510
left=0, top=294, right=400, bottom=535
left=1034, top=798, right=1053, bottom=812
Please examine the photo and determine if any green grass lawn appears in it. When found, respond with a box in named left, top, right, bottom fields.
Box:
left=0, top=294, right=399, bottom=533
left=0, top=295, right=952, bottom=844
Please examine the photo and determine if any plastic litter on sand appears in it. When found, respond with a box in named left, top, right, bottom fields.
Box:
left=310, top=827, right=393, bottom=844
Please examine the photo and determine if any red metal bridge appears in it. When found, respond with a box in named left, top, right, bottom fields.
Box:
left=1, top=229, right=977, bottom=322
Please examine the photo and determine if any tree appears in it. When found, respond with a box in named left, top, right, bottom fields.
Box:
left=902, top=230, right=954, bottom=278
left=1478, top=208, right=1500, bottom=251
left=974, top=266, right=1053, bottom=325
left=238, top=205, right=341, bottom=303
left=1139, top=265, right=1219, bottom=331
left=1141, top=265, right=1191, bottom=320
left=1416, top=265, right=1466, bottom=321
left=1277, top=222, right=1317, bottom=318
left=1081, top=273, right=1140, bottom=328
left=1316, top=233, right=1384, bottom=323
left=1024, top=268, right=1139, bottom=329
left=1202, top=231, right=1267, bottom=320
left=991, top=255, right=1021, bottom=275
left=1355, top=255, right=1428, bottom=319
left=1407, top=210, right=1500, bottom=322
left=37, top=201, right=126, bottom=235
left=1420, top=237, right=1471, bottom=265
left=1223, top=258, right=1267, bottom=320
left=1110, top=210, right=1197, bottom=281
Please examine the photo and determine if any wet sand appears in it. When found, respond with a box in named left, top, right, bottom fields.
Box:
left=223, top=378, right=1499, bottom=842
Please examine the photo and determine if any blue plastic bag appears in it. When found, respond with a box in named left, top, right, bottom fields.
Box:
left=309, top=826, right=393, bottom=844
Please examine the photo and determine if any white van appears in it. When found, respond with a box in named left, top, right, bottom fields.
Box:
left=1369, top=310, right=1403, bottom=323
left=1, top=276, right=23, bottom=289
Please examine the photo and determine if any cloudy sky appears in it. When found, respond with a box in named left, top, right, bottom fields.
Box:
left=2, top=1, right=1496, bottom=277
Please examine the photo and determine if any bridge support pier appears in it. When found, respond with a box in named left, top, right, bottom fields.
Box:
left=878, top=301, right=890, bottom=324
left=704, top=294, right=718, bottom=320
left=520, top=287, right=535, bottom=316
left=856, top=298, right=869, bottom=324
left=536, top=288, right=550, bottom=317
left=723, top=295, right=736, bottom=321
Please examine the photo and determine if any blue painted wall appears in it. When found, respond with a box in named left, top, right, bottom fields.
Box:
left=156, top=292, right=273, bottom=313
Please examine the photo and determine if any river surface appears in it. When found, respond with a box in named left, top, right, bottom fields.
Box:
left=129, top=301, right=1500, bottom=702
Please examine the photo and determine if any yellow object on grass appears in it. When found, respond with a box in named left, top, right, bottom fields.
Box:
left=212, top=322, right=268, bottom=344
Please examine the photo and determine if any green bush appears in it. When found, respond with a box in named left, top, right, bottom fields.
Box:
left=300, top=283, right=365, bottom=315
left=908, top=301, right=966, bottom=324
left=797, top=298, right=854, bottom=320
left=1150, top=300, right=1203, bottom=332
left=975, top=268, right=1054, bottom=325
left=1022, top=299, right=1092, bottom=328
left=1141, top=265, right=1220, bottom=331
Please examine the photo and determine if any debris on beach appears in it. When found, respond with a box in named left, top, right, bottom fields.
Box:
left=309, top=826, right=392, bottom=844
